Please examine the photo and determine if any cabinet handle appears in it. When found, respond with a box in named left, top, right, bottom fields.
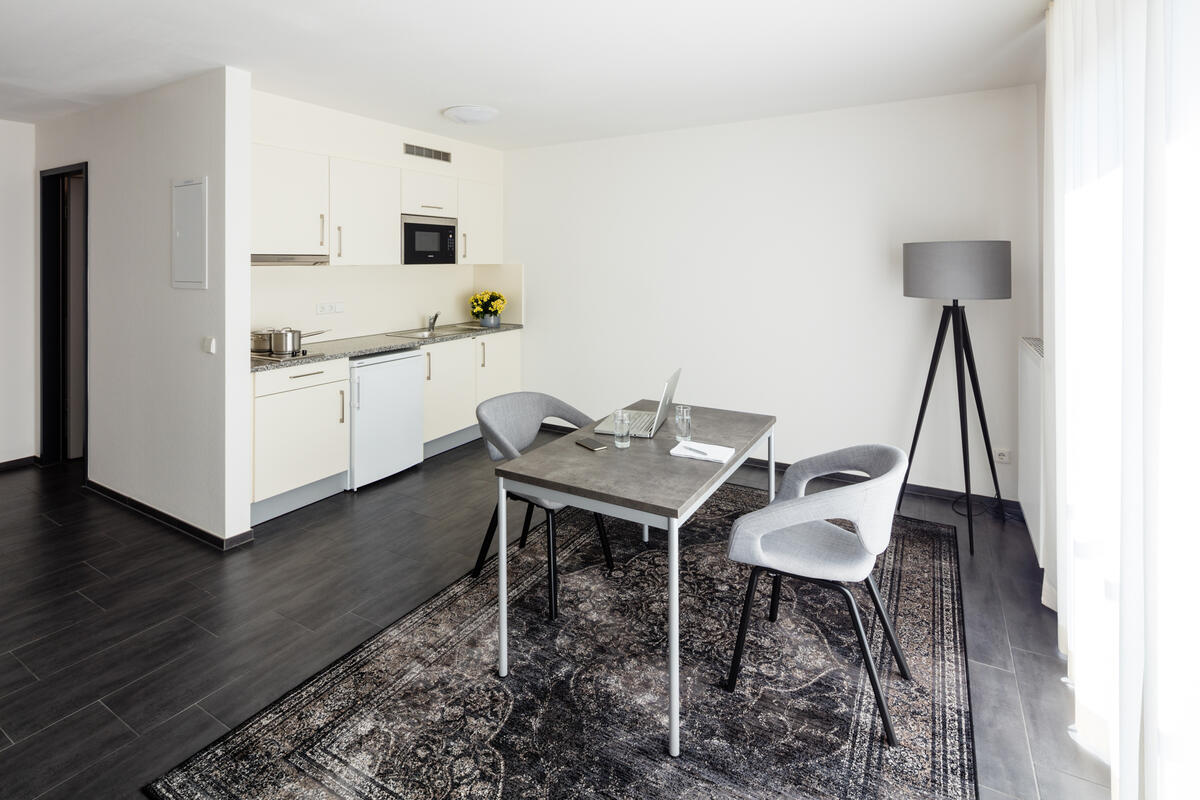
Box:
left=319, top=213, right=325, bottom=246
left=339, top=389, right=345, bottom=423
left=337, top=225, right=343, bottom=257
left=461, top=232, right=468, bottom=260
left=420, top=204, right=443, bottom=210
left=355, top=376, right=361, bottom=410
left=426, top=351, right=432, bottom=381
left=481, top=341, right=486, bottom=368
left=289, top=370, right=324, bottom=379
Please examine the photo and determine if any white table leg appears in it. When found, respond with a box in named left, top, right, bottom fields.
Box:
left=767, top=428, right=776, bottom=502
left=497, top=478, right=508, bottom=678
left=667, top=516, right=680, bottom=756
left=642, top=523, right=650, bottom=543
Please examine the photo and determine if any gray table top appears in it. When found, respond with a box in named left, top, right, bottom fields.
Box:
left=496, top=400, right=776, bottom=519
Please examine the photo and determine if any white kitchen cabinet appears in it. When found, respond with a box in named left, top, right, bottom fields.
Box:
left=422, top=337, right=477, bottom=442
left=252, top=144, right=329, bottom=256
left=475, top=330, right=522, bottom=404
left=253, top=363, right=350, bottom=502
left=458, top=179, right=503, bottom=263
left=402, top=170, right=458, bottom=217
left=329, top=157, right=403, bottom=265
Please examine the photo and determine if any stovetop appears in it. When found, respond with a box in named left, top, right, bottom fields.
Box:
left=252, top=349, right=308, bottom=362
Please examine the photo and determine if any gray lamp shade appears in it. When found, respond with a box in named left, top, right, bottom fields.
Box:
left=903, top=240, right=1012, bottom=300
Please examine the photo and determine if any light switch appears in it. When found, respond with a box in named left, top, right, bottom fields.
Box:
left=202, top=336, right=217, bottom=354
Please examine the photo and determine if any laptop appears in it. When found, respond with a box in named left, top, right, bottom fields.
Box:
left=594, top=368, right=682, bottom=438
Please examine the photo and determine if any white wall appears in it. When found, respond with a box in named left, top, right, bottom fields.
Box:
left=0, top=119, right=36, bottom=464
left=506, top=86, right=1040, bottom=498
left=250, top=91, right=509, bottom=339
left=36, top=68, right=252, bottom=538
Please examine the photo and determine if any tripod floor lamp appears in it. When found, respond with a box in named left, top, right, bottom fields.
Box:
left=899, top=240, right=1011, bottom=555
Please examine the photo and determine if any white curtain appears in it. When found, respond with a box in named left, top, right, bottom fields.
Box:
left=1045, top=0, right=1198, bottom=797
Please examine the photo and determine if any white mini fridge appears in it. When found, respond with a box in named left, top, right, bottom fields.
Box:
left=347, top=350, right=425, bottom=490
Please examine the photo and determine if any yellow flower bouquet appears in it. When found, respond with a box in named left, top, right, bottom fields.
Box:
left=469, top=290, right=507, bottom=327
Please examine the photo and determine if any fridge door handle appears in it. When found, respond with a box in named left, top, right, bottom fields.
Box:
left=356, top=376, right=361, bottom=409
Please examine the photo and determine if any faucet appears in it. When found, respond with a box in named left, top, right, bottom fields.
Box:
left=427, top=311, right=440, bottom=333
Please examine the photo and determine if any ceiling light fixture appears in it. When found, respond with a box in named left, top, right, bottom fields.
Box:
left=442, top=105, right=499, bottom=125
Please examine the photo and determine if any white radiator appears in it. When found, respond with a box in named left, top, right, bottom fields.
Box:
left=1018, top=337, right=1054, bottom=610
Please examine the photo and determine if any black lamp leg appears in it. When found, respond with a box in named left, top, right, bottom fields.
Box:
left=960, top=310, right=1004, bottom=511
left=897, top=306, right=953, bottom=511
left=951, top=302, right=975, bottom=555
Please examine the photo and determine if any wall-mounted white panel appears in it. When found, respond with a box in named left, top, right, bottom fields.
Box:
left=172, top=177, right=207, bottom=289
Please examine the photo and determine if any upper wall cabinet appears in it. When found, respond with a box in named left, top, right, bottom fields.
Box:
left=458, top=180, right=503, bottom=264
left=329, top=158, right=403, bottom=265
left=402, top=170, right=458, bottom=217
left=252, top=144, right=329, bottom=256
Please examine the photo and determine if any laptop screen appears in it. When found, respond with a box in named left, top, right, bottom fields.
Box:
left=651, top=368, right=683, bottom=432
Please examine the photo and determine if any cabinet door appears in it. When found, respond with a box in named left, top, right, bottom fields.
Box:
left=253, top=380, right=349, bottom=502
left=422, top=338, right=477, bottom=442
left=252, top=144, right=329, bottom=255
left=402, top=170, right=458, bottom=217
left=475, top=331, right=522, bottom=404
left=458, top=179, right=503, bottom=263
left=330, top=158, right=403, bottom=265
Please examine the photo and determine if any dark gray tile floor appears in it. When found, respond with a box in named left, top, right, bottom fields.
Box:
left=0, top=440, right=1110, bottom=798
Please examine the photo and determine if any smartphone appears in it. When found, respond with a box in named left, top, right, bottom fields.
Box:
left=576, top=437, right=608, bottom=451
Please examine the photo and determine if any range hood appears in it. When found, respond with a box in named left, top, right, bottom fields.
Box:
left=251, top=254, right=330, bottom=266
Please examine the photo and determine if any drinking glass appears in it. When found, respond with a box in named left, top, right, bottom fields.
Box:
left=612, top=409, right=632, bottom=449
left=674, top=405, right=692, bottom=442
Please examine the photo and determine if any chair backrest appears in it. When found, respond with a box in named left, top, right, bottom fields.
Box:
left=476, top=391, right=593, bottom=462
left=838, top=444, right=908, bottom=555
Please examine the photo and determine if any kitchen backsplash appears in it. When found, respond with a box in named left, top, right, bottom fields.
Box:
left=251, top=263, right=524, bottom=342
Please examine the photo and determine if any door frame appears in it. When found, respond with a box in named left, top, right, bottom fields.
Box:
left=39, top=162, right=89, bottom=467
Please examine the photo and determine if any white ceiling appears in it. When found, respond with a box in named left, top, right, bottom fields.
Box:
left=0, top=0, right=1046, bottom=150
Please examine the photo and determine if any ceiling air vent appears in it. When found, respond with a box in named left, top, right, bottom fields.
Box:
left=405, top=143, right=452, bottom=163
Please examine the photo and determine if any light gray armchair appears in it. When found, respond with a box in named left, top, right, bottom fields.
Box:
left=472, top=392, right=614, bottom=620
left=724, top=444, right=911, bottom=746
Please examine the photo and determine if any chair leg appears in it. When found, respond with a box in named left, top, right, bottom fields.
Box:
left=518, top=502, right=534, bottom=549
left=725, top=566, right=765, bottom=692
left=865, top=573, right=911, bottom=680
left=471, top=503, right=500, bottom=578
left=768, top=574, right=783, bottom=622
left=593, top=513, right=614, bottom=571
left=833, top=583, right=898, bottom=746
left=546, top=510, right=559, bottom=620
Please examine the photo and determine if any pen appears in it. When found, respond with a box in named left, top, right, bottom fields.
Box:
left=682, top=445, right=707, bottom=456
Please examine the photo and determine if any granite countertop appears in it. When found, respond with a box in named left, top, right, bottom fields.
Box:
left=250, top=322, right=524, bottom=373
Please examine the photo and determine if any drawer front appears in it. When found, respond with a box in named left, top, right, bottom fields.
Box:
left=254, top=358, right=350, bottom=397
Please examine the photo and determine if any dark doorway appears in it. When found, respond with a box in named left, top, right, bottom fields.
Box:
left=40, top=163, right=88, bottom=467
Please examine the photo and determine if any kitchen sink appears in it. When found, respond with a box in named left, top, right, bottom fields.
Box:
left=385, top=325, right=480, bottom=339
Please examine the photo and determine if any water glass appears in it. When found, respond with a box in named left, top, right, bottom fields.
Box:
left=674, top=405, right=692, bottom=442
left=612, top=409, right=632, bottom=449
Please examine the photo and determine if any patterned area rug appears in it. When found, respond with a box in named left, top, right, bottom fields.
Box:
left=147, top=484, right=975, bottom=799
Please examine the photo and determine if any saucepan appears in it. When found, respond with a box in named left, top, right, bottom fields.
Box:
left=260, top=327, right=329, bottom=355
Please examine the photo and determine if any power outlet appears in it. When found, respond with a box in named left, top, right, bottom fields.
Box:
left=316, top=302, right=343, bottom=315
left=995, top=448, right=1012, bottom=464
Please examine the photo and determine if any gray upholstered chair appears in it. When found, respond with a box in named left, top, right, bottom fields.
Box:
left=472, top=391, right=614, bottom=620
left=724, top=444, right=912, bottom=746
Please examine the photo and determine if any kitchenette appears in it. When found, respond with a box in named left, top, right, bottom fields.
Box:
left=246, top=91, right=522, bottom=525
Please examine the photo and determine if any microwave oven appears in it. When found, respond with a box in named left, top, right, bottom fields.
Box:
left=402, top=214, right=456, bottom=264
